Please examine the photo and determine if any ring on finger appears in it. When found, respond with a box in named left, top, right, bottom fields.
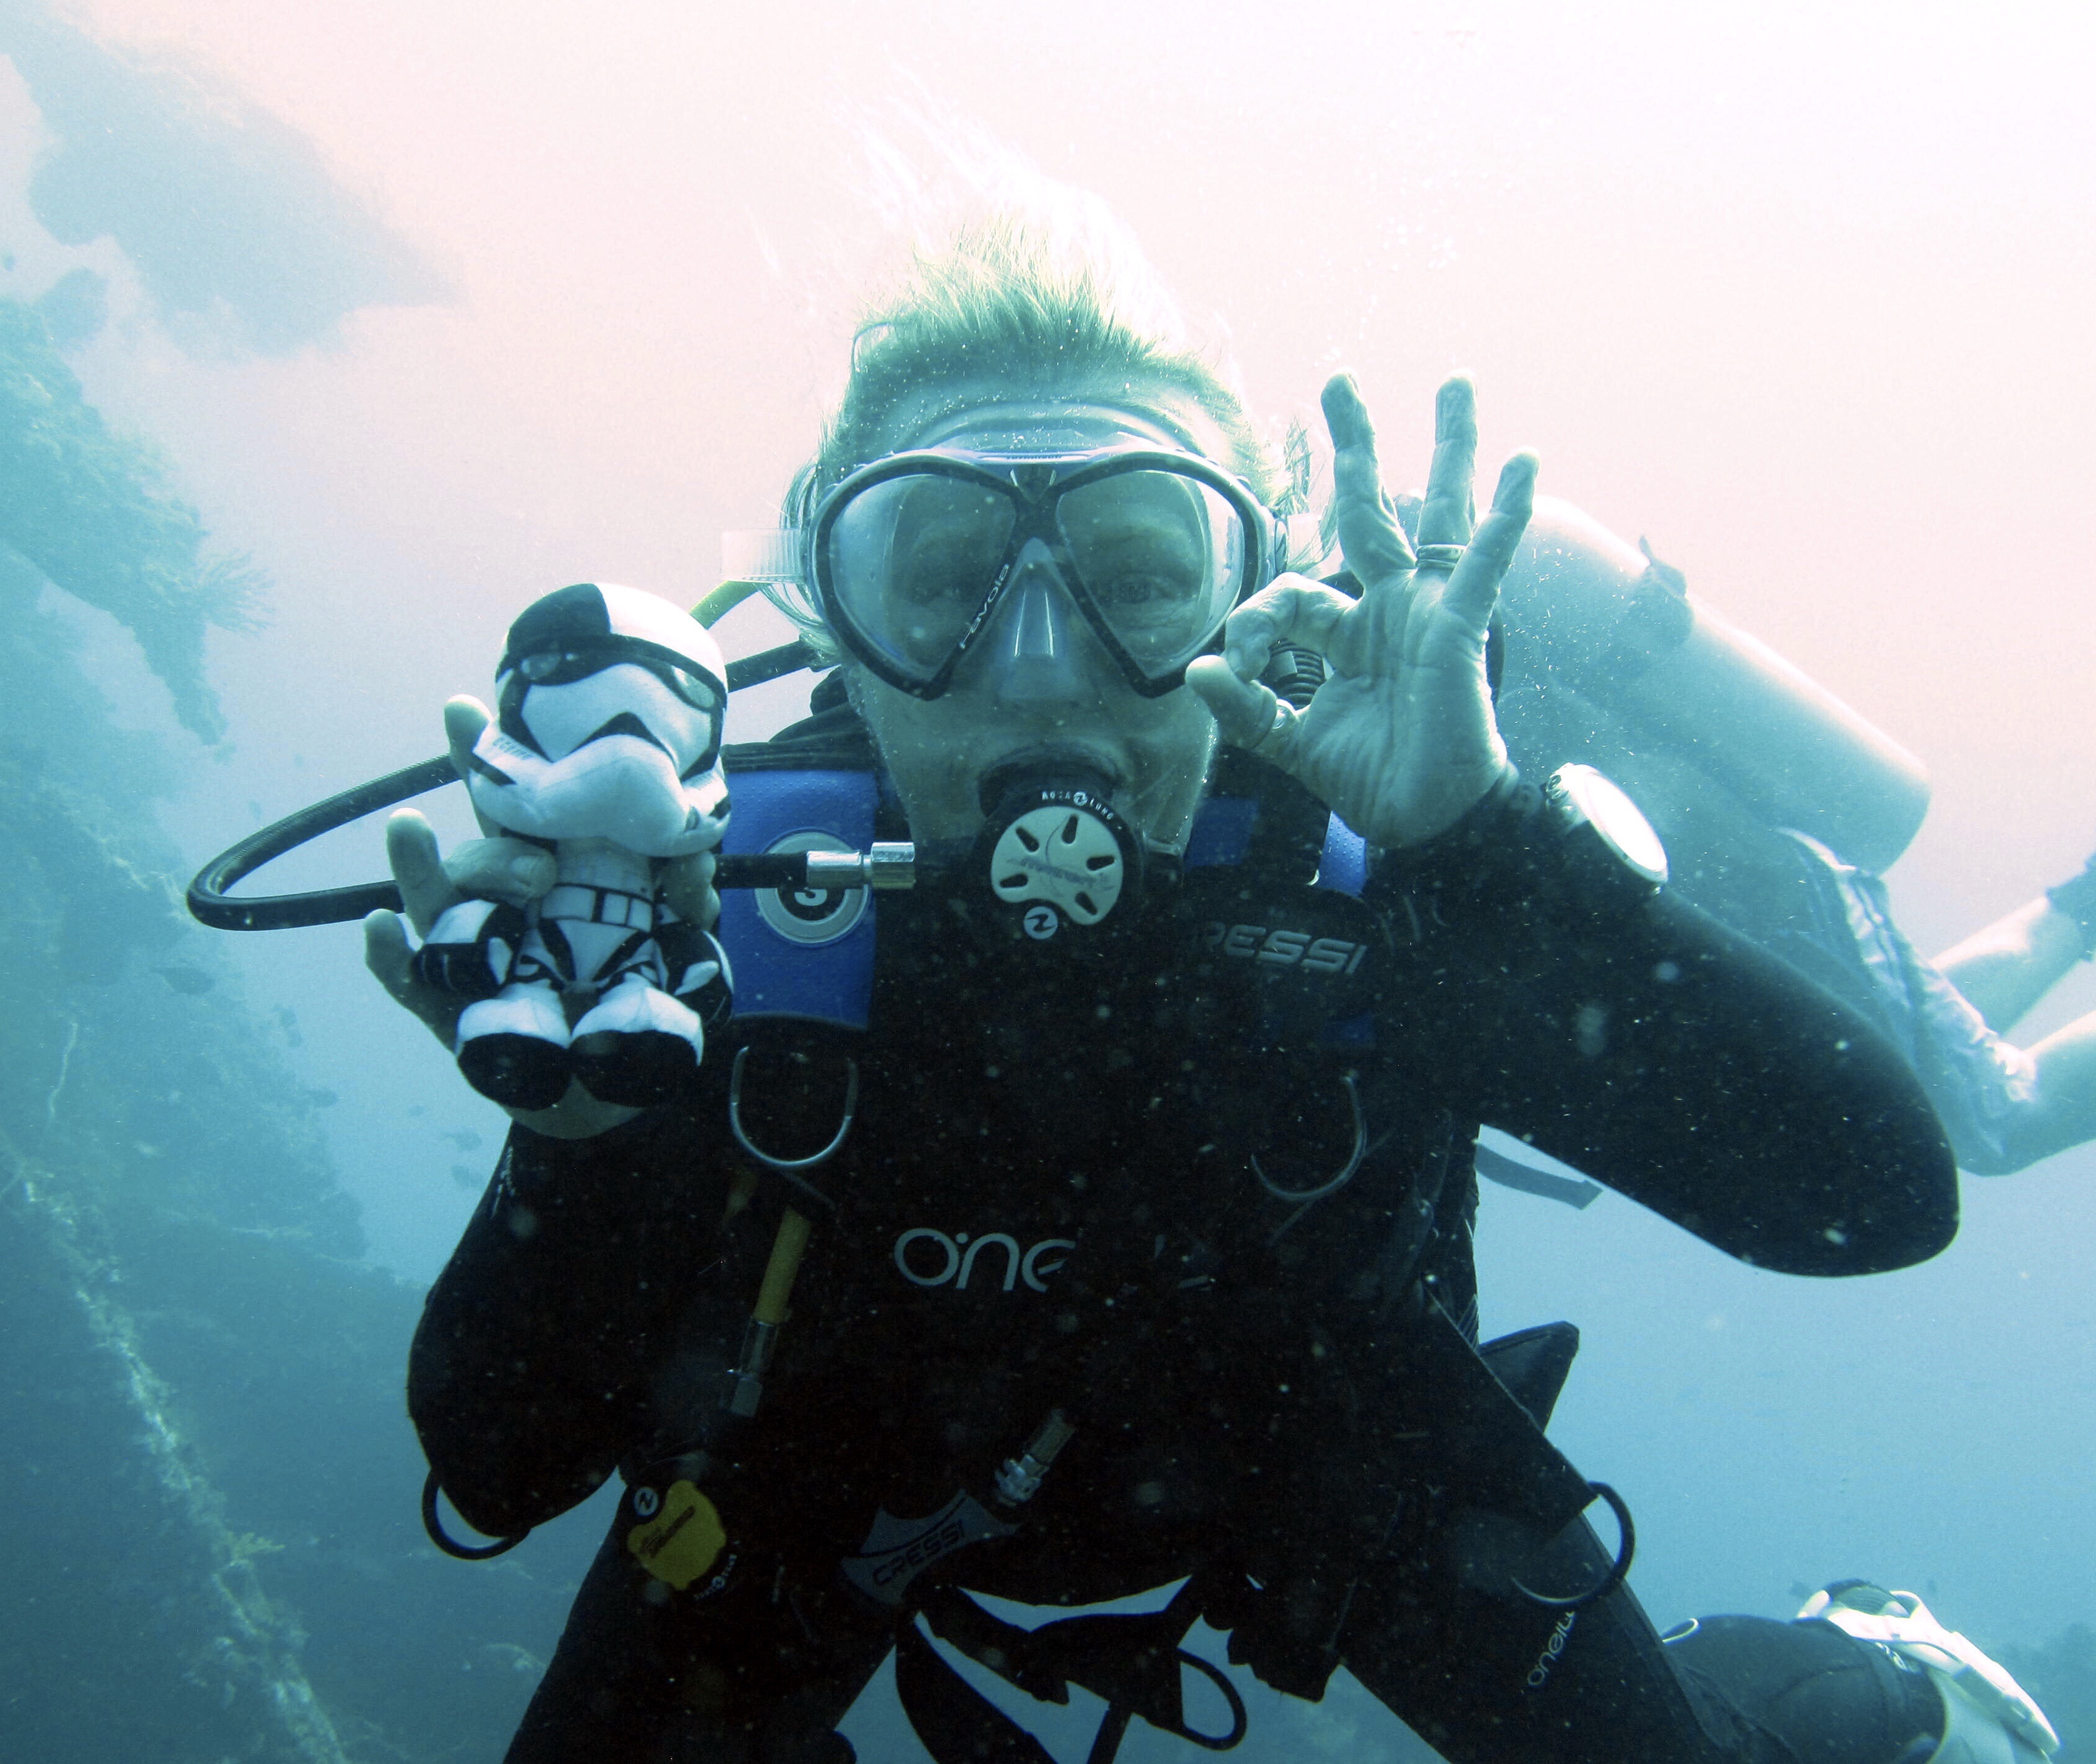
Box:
left=1250, top=695, right=1298, bottom=753
left=1412, top=543, right=1466, bottom=575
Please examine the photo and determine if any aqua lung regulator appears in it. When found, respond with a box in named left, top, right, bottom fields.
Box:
left=971, top=763, right=1145, bottom=943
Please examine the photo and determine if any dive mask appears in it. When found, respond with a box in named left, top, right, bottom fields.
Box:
left=809, top=444, right=1278, bottom=701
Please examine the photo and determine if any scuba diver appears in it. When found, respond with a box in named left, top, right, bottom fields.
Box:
left=1459, top=488, right=2096, bottom=1186
left=1908, top=850, right=2096, bottom=1175
left=1714, top=833, right=2096, bottom=1181
left=363, top=223, right=2054, bottom=1763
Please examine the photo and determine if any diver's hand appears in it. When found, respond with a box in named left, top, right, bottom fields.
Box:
left=360, top=693, right=559, bottom=1042
left=377, top=693, right=564, bottom=947
left=360, top=696, right=663, bottom=1141
left=1185, top=375, right=1535, bottom=848
left=361, top=808, right=552, bottom=1037
left=364, top=812, right=635, bottom=1139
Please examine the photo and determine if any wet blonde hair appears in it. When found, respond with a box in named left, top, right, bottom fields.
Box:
left=767, top=216, right=1313, bottom=658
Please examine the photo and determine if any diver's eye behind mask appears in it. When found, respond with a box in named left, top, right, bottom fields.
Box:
left=810, top=448, right=1276, bottom=700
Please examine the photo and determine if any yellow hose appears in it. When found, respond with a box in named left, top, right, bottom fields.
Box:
left=692, top=578, right=768, bottom=629
left=754, top=1209, right=812, bottom=1326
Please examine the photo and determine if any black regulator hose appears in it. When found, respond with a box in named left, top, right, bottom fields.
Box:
left=186, top=758, right=912, bottom=932
left=188, top=754, right=458, bottom=931
left=184, top=639, right=914, bottom=932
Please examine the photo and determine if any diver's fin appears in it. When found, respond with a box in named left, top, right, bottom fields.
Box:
left=1799, top=1582, right=2059, bottom=1761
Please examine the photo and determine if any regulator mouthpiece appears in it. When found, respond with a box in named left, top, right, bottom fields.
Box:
left=973, top=763, right=1143, bottom=942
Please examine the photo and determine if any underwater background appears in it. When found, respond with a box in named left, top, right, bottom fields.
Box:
left=3, top=3, right=2093, bottom=1758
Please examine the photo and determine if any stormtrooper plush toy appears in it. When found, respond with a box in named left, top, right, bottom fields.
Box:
left=413, top=582, right=734, bottom=1111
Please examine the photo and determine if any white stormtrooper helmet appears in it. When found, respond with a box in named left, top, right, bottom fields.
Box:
left=465, top=583, right=731, bottom=858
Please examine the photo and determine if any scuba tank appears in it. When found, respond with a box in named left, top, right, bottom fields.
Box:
left=1492, top=497, right=1930, bottom=879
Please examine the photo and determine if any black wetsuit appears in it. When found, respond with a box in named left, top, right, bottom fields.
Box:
left=411, top=739, right=1958, bottom=1764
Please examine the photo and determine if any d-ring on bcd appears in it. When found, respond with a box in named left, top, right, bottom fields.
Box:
left=1511, top=1481, right=1636, bottom=1612
left=421, top=1469, right=526, bottom=1561
left=1249, top=1070, right=1367, bottom=1204
left=728, top=1045, right=857, bottom=1205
